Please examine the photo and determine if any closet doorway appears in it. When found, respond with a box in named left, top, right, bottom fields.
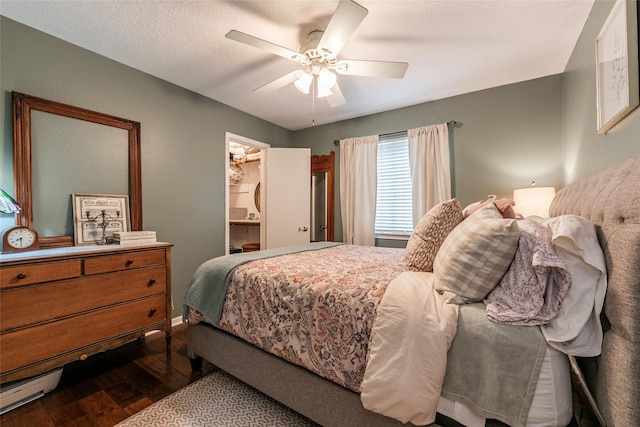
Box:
left=225, top=133, right=311, bottom=255
left=227, top=134, right=266, bottom=255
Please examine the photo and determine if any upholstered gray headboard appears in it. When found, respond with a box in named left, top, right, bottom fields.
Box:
left=549, top=154, right=640, bottom=427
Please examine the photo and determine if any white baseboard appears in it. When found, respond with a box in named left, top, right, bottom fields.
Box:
left=145, top=315, right=183, bottom=337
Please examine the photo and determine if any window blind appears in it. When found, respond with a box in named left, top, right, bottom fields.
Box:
left=375, top=132, right=413, bottom=236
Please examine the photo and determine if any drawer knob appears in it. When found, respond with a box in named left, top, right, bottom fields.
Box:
left=125, top=259, right=134, bottom=266
left=148, top=308, right=157, bottom=317
left=147, top=279, right=156, bottom=287
left=16, top=273, right=26, bottom=280
left=80, top=354, right=88, bottom=361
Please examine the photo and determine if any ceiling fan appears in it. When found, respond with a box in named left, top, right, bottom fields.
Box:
left=226, top=0, right=408, bottom=108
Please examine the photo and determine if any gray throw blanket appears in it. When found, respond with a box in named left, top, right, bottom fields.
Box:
left=182, top=242, right=342, bottom=324
left=442, top=303, right=547, bottom=427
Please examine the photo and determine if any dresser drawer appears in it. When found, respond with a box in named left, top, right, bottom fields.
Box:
left=0, top=266, right=167, bottom=332
left=0, top=260, right=82, bottom=289
left=0, top=295, right=167, bottom=374
left=84, top=249, right=166, bottom=275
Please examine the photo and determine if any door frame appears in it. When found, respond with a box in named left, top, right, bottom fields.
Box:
left=225, top=132, right=269, bottom=255
left=311, top=151, right=335, bottom=242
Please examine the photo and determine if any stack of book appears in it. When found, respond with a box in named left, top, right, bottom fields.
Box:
left=112, top=231, right=157, bottom=245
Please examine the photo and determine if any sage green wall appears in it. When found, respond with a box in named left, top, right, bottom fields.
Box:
left=4, top=0, right=637, bottom=318
left=293, top=75, right=565, bottom=242
left=562, top=0, right=640, bottom=181
left=293, top=0, right=640, bottom=244
left=0, top=17, right=293, bottom=318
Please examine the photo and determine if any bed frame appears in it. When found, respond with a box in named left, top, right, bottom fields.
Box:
left=188, top=154, right=639, bottom=427
left=548, top=154, right=639, bottom=427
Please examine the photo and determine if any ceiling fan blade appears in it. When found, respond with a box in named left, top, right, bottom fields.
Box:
left=335, top=59, right=408, bottom=79
left=325, top=83, right=346, bottom=108
left=317, top=0, right=368, bottom=56
left=226, top=30, right=302, bottom=61
left=253, top=71, right=301, bottom=94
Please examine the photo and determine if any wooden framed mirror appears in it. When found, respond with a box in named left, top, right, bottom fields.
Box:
left=12, top=92, right=142, bottom=248
left=310, top=151, right=335, bottom=242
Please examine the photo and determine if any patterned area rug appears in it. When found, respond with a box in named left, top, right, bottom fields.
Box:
left=116, top=371, right=319, bottom=426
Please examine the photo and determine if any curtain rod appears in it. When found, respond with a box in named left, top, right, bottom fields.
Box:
left=333, top=120, right=459, bottom=146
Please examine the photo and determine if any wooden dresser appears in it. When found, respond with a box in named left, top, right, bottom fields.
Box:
left=0, top=243, right=172, bottom=384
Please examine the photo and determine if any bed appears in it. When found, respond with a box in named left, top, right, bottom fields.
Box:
left=185, top=154, right=639, bottom=427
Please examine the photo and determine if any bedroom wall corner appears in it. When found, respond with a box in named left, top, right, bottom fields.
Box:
left=562, top=0, right=640, bottom=183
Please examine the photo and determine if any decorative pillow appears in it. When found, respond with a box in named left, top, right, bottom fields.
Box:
left=433, top=203, right=519, bottom=303
left=463, top=196, right=516, bottom=219
left=462, top=195, right=496, bottom=217
left=404, top=199, right=463, bottom=272
left=493, top=199, right=516, bottom=218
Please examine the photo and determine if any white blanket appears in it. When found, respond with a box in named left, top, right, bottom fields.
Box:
left=539, top=215, right=608, bottom=356
left=360, top=272, right=459, bottom=425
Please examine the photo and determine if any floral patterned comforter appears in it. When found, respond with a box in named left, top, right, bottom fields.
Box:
left=217, top=244, right=407, bottom=392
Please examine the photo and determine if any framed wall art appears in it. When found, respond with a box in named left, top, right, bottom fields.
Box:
left=595, top=0, right=639, bottom=134
left=72, top=193, right=131, bottom=245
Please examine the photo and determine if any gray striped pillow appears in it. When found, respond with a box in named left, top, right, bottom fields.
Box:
left=433, top=203, right=519, bottom=303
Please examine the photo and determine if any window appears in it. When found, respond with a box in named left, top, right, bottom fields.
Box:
left=375, top=132, right=413, bottom=237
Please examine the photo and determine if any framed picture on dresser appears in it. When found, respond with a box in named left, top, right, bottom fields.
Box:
left=72, top=193, right=131, bottom=245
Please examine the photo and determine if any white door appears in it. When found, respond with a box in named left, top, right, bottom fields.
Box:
left=263, top=147, right=311, bottom=249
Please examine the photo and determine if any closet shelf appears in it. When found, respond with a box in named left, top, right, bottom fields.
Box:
left=230, top=220, right=260, bottom=226
left=230, top=158, right=260, bottom=166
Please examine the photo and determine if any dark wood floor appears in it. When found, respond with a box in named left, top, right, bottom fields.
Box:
left=0, top=323, right=217, bottom=427
left=1, top=322, right=600, bottom=427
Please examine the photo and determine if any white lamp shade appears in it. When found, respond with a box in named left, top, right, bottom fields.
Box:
left=317, top=68, right=336, bottom=98
left=318, top=68, right=336, bottom=89
left=317, top=85, right=333, bottom=98
left=294, top=72, right=313, bottom=94
left=513, top=186, right=556, bottom=218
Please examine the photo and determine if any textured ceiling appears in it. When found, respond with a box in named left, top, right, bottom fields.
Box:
left=1, top=0, right=594, bottom=130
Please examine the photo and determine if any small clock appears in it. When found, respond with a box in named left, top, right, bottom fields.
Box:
left=2, top=226, right=40, bottom=253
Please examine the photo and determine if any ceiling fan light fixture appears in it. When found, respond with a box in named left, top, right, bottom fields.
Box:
left=317, top=85, right=333, bottom=98
left=294, top=71, right=313, bottom=94
left=228, top=0, right=407, bottom=109
left=318, top=68, right=337, bottom=90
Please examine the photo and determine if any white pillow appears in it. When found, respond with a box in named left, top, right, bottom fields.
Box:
left=539, top=215, right=607, bottom=357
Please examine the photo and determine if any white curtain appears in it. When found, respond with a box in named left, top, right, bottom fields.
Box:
left=408, top=124, right=451, bottom=227
left=339, top=135, right=378, bottom=246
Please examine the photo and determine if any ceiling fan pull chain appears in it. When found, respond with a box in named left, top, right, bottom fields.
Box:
left=312, top=75, right=316, bottom=126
